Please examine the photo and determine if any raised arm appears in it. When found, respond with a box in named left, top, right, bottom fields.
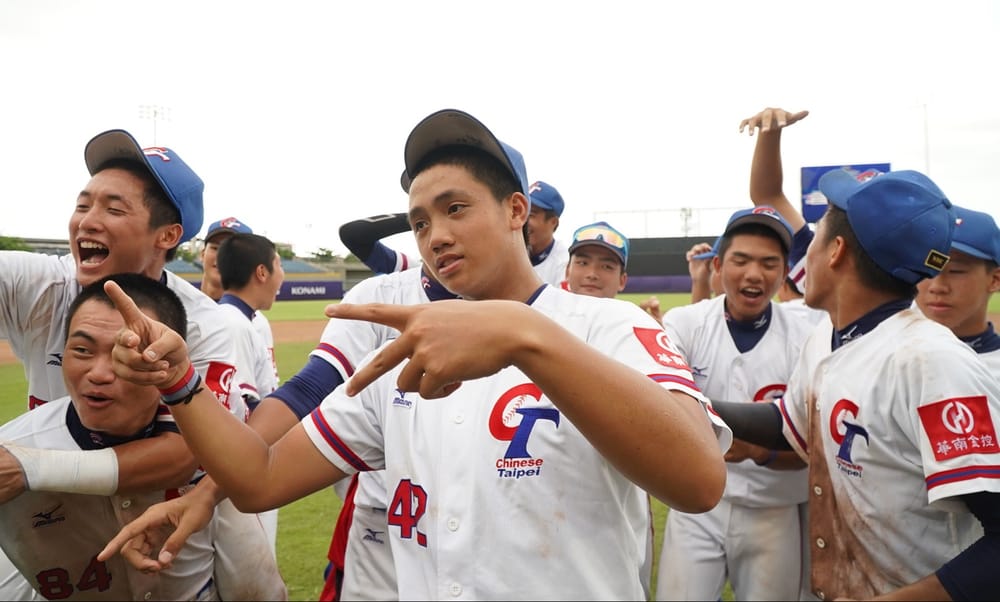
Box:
left=739, top=107, right=809, bottom=233
left=339, top=213, right=412, bottom=274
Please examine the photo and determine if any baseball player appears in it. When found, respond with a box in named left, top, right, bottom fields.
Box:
left=101, top=108, right=732, bottom=600
left=200, top=216, right=281, bottom=387
left=563, top=220, right=630, bottom=299
left=0, top=274, right=217, bottom=601
left=0, top=129, right=285, bottom=600
left=215, top=231, right=286, bottom=554
left=525, top=180, right=570, bottom=288
left=711, top=168, right=1000, bottom=600
left=655, top=207, right=814, bottom=601
left=915, top=206, right=1000, bottom=372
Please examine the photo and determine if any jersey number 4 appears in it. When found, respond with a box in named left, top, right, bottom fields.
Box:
left=35, top=555, right=111, bottom=599
left=388, top=479, right=428, bottom=547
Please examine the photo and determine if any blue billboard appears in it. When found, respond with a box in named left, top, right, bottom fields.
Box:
left=800, top=163, right=891, bottom=223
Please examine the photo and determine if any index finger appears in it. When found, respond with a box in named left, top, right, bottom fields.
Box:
left=98, top=519, right=149, bottom=562
left=103, top=280, right=149, bottom=330
left=325, top=303, right=414, bottom=332
left=345, top=334, right=413, bottom=396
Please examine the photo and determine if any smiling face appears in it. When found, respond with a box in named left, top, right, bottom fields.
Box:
left=716, top=232, right=788, bottom=321
left=69, top=168, right=179, bottom=287
left=407, top=163, right=534, bottom=301
left=915, top=250, right=1000, bottom=337
left=565, top=245, right=626, bottom=299
left=62, top=298, right=161, bottom=436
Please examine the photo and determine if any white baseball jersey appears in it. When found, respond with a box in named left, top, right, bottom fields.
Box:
left=313, top=266, right=433, bottom=599
left=657, top=296, right=813, bottom=600
left=253, top=310, right=279, bottom=386
left=779, top=309, right=1000, bottom=600
left=664, top=295, right=812, bottom=507
left=0, top=251, right=281, bottom=599
left=779, top=297, right=827, bottom=326
left=0, top=252, right=247, bottom=420
left=218, top=303, right=277, bottom=412
left=0, top=398, right=216, bottom=601
left=532, top=238, right=570, bottom=288
left=304, top=286, right=732, bottom=600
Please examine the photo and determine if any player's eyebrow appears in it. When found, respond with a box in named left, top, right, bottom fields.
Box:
left=66, top=329, right=98, bottom=345
left=730, top=250, right=782, bottom=263
left=408, top=189, right=466, bottom=223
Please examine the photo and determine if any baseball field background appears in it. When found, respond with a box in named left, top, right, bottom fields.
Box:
left=3, top=293, right=999, bottom=600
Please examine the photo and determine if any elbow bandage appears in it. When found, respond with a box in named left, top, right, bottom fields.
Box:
left=2, top=443, right=119, bottom=496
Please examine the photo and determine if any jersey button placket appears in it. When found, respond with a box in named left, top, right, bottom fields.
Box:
left=121, top=499, right=132, bottom=509
left=449, top=582, right=463, bottom=597
left=447, top=517, right=459, bottom=531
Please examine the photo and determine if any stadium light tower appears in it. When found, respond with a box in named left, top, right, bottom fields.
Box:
left=137, top=104, right=172, bottom=146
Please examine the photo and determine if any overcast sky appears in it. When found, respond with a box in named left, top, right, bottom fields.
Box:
left=2, top=0, right=998, bottom=258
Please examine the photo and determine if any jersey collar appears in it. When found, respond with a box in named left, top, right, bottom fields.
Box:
left=831, top=298, right=913, bottom=350
left=66, top=403, right=157, bottom=450
left=529, top=240, right=556, bottom=266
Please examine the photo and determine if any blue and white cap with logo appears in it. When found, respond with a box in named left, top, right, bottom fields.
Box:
left=951, top=206, right=1000, bottom=264
left=402, top=109, right=530, bottom=203
left=528, top=181, right=565, bottom=216
left=819, top=168, right=954, bottom=284
left=722, top=206, right=794, bottom=253
left=84, top=129, right=204, bottom=244
left=205, top=217, right=254, bottom=243
left=569, top=221, right=629, bottom=267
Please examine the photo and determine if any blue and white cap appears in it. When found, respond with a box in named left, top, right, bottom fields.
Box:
left=402, top=109, right=530, bottom=202
left=84, top=129, right=204, bottom=244
left=205, top=217, right=253, bottom=243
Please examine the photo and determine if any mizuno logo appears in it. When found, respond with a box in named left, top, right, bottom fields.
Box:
left=47, top=353, right=63, bottom=367
left=362, top=528, right=385, bottom=544
left=392, top=390, right=412, bottom=408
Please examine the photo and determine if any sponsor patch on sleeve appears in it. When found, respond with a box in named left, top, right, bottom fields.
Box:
left=204, top=361, right=236, bottom=409
left=917, top=395, right=999, bottom=461
left=633, top=327, right=691, bottom=371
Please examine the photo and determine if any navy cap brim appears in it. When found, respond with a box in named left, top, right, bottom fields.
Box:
left=402, top=109, right=529, bottom=198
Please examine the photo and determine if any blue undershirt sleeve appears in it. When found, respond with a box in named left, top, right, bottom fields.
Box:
left=267, top=355, right=346, bottom=420
left=935, top=491, right=1000, bottom=601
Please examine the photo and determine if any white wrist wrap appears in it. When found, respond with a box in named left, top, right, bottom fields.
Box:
left=3, top=443, right=119, bottom=496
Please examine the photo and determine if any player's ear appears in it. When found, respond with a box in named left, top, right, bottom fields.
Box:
left=828, top=235, right=849, bottom=269
left=987, top=264, right=1000, bottom=294
left=509, top=192, right=529, bottom=229
left=618, top=272, right=628, bottom=293
left=157, top=224, right=184, bottom=252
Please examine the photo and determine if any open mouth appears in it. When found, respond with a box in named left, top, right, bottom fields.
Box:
left=78, top=240, right=109, bottom=265
left=740, top=286, right=764, bottom=300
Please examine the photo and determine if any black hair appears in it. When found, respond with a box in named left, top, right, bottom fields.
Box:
left=821, top=206, right=916, bottom=299
left=217, top=233, right=277, bottom=290
left=66, top=273, right=187, bottom=341
left=94, top=158, right=183, bottom=261
left=412, top=145, right=528, bottom=245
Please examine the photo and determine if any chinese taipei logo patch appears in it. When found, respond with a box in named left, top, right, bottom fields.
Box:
left=488, top=383, right=559, bottom=480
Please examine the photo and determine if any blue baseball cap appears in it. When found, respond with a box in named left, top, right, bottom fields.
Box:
left=951, top=206, right=1000, bottom=264
left=528, top=181, right=565, bottom=216
left=819, top=168, right=954, bottom=284
left=569, top=221, right=629, bottom=267
left=205, top=216, right=253, bottom=243
left=84, top=129, right=204, bottom=244
left=721, top=206, right=794, bottom=253
left=402, top=109, right=530, bottom=202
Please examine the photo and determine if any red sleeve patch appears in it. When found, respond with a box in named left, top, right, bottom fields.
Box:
left=204, top=361, right=236, bottom=410
left=917, top=395, right=999, bottom=461
left=632, top=327, right=691, bottom=371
